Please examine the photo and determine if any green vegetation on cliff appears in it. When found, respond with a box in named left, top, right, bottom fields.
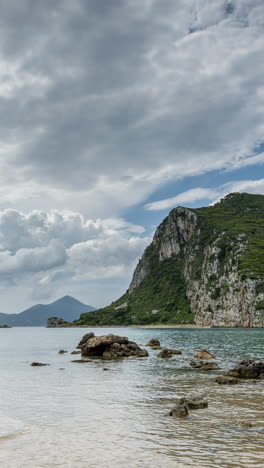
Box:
left=74, top=193, right=264, bottom=326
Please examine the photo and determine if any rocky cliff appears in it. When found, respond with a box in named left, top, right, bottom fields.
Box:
left=76, top=193, right=264, bottom=327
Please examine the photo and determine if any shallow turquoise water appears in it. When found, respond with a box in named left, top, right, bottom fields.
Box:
left=0, top=327, right=263, bottom=468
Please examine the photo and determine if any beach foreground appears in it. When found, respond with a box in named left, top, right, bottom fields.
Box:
left=0, top=327, right=263, bottom=468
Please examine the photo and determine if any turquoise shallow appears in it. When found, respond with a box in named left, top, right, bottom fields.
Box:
left=0, top=327, right=263, bottom=468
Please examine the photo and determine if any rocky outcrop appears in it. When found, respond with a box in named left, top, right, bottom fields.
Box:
left=225, top=359, right=264, bottom=379
left=47, top=317, right=67, bottom=328
left=77, top=333, right=148, bottom=359
left=75, top=193, right=264, bottom=328
left=127, top=194, right=264, bottom=327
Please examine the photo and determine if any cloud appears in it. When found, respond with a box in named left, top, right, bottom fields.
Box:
left=145, top=188, right=219, bottom=211
left=145, top=178, right=264, bottom=211
left=0, top=0, right=263, bottom=216
left=0, top=208, right=150, bottom=302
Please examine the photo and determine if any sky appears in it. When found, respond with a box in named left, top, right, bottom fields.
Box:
left=0, top=0, right=264, bottom=313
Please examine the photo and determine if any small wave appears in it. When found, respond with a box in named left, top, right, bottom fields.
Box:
left=0, top=414, right=25, bottom=440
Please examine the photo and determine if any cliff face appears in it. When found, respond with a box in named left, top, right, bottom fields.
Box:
left=129, top=194, right=264, bottom=327
left=77, top=192, right=264, bottom=327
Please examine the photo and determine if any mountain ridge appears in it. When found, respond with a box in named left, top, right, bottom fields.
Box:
left=0, top=295, right=95, bottom=326
left=74, top=192, right=264, bottom=327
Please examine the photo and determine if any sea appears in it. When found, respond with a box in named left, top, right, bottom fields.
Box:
left=0, top=327, right=263, bottom=468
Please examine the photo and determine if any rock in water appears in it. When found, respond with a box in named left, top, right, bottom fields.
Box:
left=58, top=350, right=67, bottom=354
left=178, top=395, right=208, bottom=410
left=190, top=360, right=219, bottom=370
left=78, top=333, right=148, bottom=359
left=225, top=359, right=264, bottom=379
left=157, top=348, right=182, bottom=358
left=146, top=338, right=160, bottom=347
left=31, top=362, right=50, bottom=367
left=215, top=376, right=239, bottom=385
left=194, top=350, right=215, bottom=359
left=169, top=405, right=189, bottom=418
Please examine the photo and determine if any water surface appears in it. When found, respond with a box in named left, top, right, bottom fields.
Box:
left=0, top=327, right=263, bottom=468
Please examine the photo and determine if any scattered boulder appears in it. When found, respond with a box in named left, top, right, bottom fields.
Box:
left=157, top=348, right=182, bottom=359
left=190, top=360, right=219, bottom=370
left=194, top=350, right=215, bottom=359
left=146, top=338, right=160, bottom=347
left=78, top=333, right=148, bottom=359
left=178, top=395, right=208, bottom=410
left=225, top=360, right=264, bottom=379
left=169, top=405, right=188, bottom=418
left=31, top=362, right=50, bottom=367
left=71, top=350, right=81, bottom=355
left=215, top=376, right=239, bottom=385
left=58, top=350, right=68, bottom=354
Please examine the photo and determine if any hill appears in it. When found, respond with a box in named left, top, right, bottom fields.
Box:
left=0, top=296, right=95, bottom=326
left=74, top=192, right=264, bottom=327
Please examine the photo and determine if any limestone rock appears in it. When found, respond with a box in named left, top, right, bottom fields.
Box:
left=78, top=333, right=148, bottom=359
left=179, top=395, right=208, bottom=410
left=146, top=338, right=160, bottom=347
left=215, top=376, right=239, bottom=384
left=157, top=348, right=182, bottom=358
left=190, top=360, right=219, bottom=370
left=169, top=405, right=189, bottom=418
left=226, top=359, right=264, bottom=379
left=194, top=350, right=215, bottom=359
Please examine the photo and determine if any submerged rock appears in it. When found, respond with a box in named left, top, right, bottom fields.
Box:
left=194, top=350, right=215, bottom=359
left=31, top=362, right=50, bottom=367
left=146, top=338, right=160, bottom=347
left=190, top=360, right=219, bottom=370
left=71, top=350, right=81, bottom=355
left=78, top=333, right=148, bottom=359
left=178, top=395, right=208, bottom=410
left=169, top=405, right=189, bottom=418
left=157, top=348, right=182, bottom=358
left=215, top=375, right=239, bottom=385
left=58, top=350, right=68, bottom=354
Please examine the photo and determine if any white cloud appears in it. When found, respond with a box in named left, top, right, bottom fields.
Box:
left=0, top=208, right=150, bottom=310
left=145, top=178, right=264, bottom=211
left=0, top=0, right=263, bottom=216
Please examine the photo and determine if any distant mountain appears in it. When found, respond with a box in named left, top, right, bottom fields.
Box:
left=0, top=296, right=96, bottom=326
